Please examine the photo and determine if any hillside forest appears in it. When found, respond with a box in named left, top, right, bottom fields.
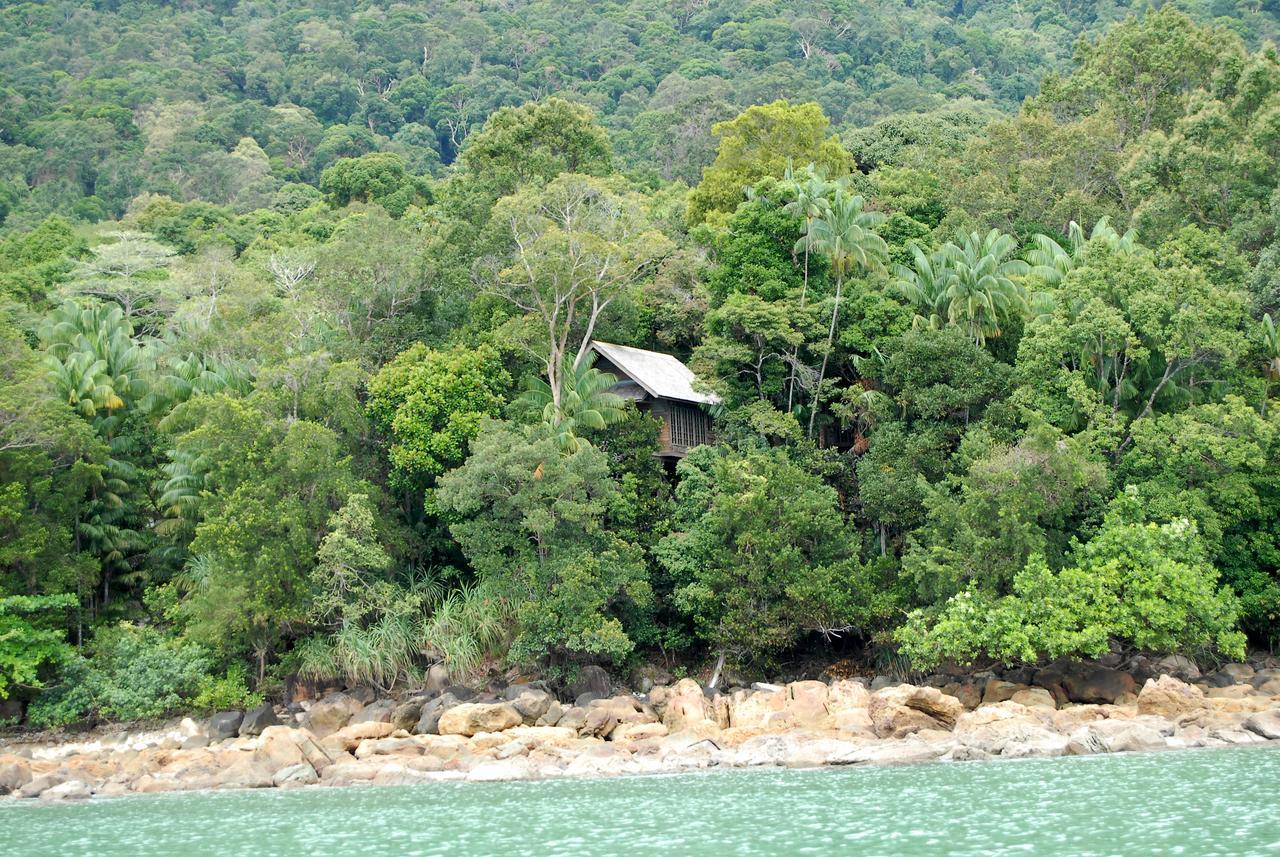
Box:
left=3, top=0, right=1280, bottom=725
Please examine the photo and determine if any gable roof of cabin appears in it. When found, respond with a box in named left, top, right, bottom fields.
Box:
left=587, top=341, right=720, bottom=406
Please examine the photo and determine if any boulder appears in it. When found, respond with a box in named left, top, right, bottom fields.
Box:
left=18, top=773, right=64, bottom=799
left=351, top=699, right=395, bottom=724
left=213, top=757, right=274, bottom=789
left=300, top=692, right=364, bottom=739
left=954, top=703, right=1067, bottom=758
left=868, top=685, right=964, bottom=739
left=272, top=762, right=318, bottom=787
left=330, top=720, right=397, bottom=751
left=659, top=679, right=717, bottom=733
left=509, top=689, right=555, bottom=725
left=941, top=681, right=983, bottom=711
left=1201, top=671, right=1236, bottom=689
left=1154, top=655, right=1201, bottom=682
left=729, top=687, right=786, bottom=730
left=1243, top=710, right=1280, bottom=740
left=40, top=780, right=92, bottom=801
left=0, top=762, right=32, bottom=795
left=555, top=706, right=588, bottom=732
left=413, top=693, right=460, bottom=735
left=568, top=665, right=612, bottom=700
left=437, top=703, right=522, bottom=737
left=980, top=679, right=1028, bottom=706
left=535, top=701, right=565, bottom=727
left=391, top=698, right=427, bottom=732
left=1010, top=688, right=1057, bottom=710
left=256, top=726, right=333, bottom=774
left=208, top=711, right=244, bottom=743
left=1138, top=676, right=1209, bottom=720
left=1067, top=720, right=1167, bottom=755
left=238, top=703, right=280, bottom=737
left=1060, top=666, right=1136, bottom=705
left=783, top=681, right=831, bottom=729
left=611, top=722, right=669, bottom=743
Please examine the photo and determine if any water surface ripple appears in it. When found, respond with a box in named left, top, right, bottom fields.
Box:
left=2, top=745, right=1278, bottom=856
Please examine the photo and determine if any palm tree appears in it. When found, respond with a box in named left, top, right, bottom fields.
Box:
left=781, top=162, right=835, bottom=412
left=893, top=243, right=952, bottom=332
left=940, top=229, right=1030, bottom=346
left=804, top=188, right=889, bottom=438
left=1260, top=313, right=1280, bottom=415
left=519, top=351, right=627, bottom=452
left=1026, top=216, right=1137, bottom=286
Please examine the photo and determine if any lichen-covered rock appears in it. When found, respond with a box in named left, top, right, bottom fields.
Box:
left=868, top=685, right=964, bottom=738
left=437, top=703, right=522, bottom=737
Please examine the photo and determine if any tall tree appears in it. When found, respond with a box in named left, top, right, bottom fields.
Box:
left=802, top=187, right=888, bottom=437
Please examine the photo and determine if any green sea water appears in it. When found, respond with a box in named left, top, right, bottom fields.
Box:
left=2, top=745, right=1277, bottom=856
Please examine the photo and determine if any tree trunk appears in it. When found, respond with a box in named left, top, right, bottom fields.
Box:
left=808, top=274, right=843, bottom=439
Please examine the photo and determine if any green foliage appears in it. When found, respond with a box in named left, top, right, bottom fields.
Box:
left=657, top=447, right=868, bottom=664
left=0, top=593, right=77, bottom=700
left=366, top=344, right=510, bottom=495
left=437, top=420, right=650, bottom=666
left=688, top=101, right=852, bottom=226
left=30, top=623, right=212, bottom=726
left=191, top=664, right=262, bottom=713
left=899, top=492, right=1248, bottom=668
left=3, top=1, right=1280, bottom=703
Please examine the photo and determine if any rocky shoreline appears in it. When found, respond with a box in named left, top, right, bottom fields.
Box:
left=3, top=657, right=1280, bottom=802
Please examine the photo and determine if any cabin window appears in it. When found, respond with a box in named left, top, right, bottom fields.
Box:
left=668, top=403, right=711, bottom=449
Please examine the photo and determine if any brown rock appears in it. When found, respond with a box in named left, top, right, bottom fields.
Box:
left=1010, top=688, right=1058, bottom=710
left=1061, top=667, right=1137, bottom=704
left=868, top=685, right=965, bottom=739
left=1138, top=675, right=1209, bottom=720
left=942, top=681, right=983, bottom=710
left=981, top=679, right=1028, bottom=706
left=330, top=720, right=397, bottom=751
left=0, top=761, right=32, bottom=795
left=611, top=722, right=670, bottom=743
left=661, top=679, right=717, bottom=733
left=300, top=693, right=364, bottom=739
left=437, top=702, right=522, bottom=737
left=728, top=687, right=786, bottom=730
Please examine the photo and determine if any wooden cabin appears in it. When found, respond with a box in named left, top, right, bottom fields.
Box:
left=587, top=341, right=719, bottom=460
